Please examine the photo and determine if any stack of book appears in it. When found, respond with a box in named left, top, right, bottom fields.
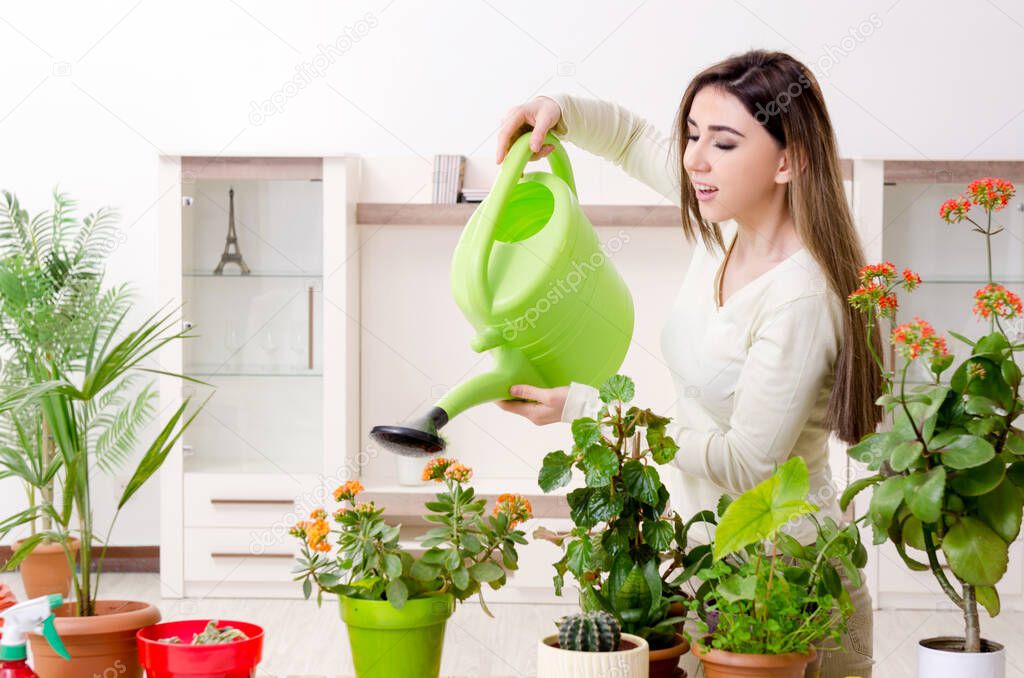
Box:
left=460, top=188, right=489, bottom=203
left=432, top=155, right=465, bottom=204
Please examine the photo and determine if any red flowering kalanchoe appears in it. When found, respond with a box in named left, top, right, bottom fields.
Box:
left=848, top=262, right=921, bottom=320
left=973, top=283, right=1023, bottom=320
left=939, top=196, right=972, bottom=224
left=493, top=493, right=533, bottom=528
left=966, top=177, right=1015, bottom=211
left=890, top=315, right=950, bottom=364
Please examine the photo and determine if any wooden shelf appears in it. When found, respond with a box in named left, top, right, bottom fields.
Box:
left=357, top=202, right=681, bottom=227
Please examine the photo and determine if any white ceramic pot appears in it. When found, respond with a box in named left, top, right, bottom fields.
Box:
left=918, top=636, right=1005, bottom=678
left=537, top=632, right=649, bottom=678
left=396, top=454, right=429, bottom=486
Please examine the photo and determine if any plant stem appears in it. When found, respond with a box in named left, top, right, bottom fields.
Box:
left=921, top=525, right=963, bottom=608
left=964, top=584, right=981, bottom=652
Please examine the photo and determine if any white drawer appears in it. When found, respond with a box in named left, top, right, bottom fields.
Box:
left=184, top=472, right=323, bottom=528
left=184, top=526, right=303, bottom=585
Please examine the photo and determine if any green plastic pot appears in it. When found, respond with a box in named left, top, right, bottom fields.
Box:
left=339, top=594, right=456, bottom=678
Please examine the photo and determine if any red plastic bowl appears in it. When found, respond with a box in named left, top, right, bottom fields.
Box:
left=137, top=620, right=264, bottom=678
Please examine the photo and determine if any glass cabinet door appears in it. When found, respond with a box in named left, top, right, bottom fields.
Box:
left=180, top=177, right=324, bottom=474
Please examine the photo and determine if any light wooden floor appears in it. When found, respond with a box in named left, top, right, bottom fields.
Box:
left=3, top=572, right=1023, bottom=677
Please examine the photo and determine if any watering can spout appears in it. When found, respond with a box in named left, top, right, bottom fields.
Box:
left=369, top=345, right=545, bottom=457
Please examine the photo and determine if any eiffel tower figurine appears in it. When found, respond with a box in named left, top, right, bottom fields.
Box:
left=213, top=188, right=251, bottom=275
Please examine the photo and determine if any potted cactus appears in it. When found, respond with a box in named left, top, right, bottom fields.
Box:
left=537, top=610, right=649, bottom=678
left=535, top=374, right=703, bottom=678
left=290, top=458, right=532, bottom=678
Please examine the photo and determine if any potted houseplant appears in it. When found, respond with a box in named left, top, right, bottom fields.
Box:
left=137, top=619, right=264, bottom=678
left=534, top=374, right=695, bottom=678
left=0, top=191, right=209, bottom=678
left=0, top=190, right=130, bottom=597
left=290, top=458, right=532, bottom=678
left=537, top=610, right=649, bottom=677
left=688, top=456, right=864, bottom=678
left=841, top=177, right=1022, bottom=677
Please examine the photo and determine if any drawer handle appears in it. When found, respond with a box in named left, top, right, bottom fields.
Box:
left=210, top=552, right=294, bottom=559
left=209, top=498, right=295, bottom=506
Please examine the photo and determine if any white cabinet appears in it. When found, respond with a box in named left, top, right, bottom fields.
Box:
left=158, top=156, right=361, bottom=598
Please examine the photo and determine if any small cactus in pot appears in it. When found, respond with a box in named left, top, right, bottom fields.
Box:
left=557, top=611, right=621, bottom=652
left=539, top=610, right=649, bottom=677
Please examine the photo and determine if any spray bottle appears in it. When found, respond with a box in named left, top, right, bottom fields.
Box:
left=0, top=595, right=70, bottom=677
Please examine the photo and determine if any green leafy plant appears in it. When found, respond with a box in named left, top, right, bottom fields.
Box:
left=0, top=189, right=135, bottom=544
left=842, top=177, right=1023, bottom=652
left=689, top=457, right=863, bottom=656
left=0, top=191, right=209, bottom=617
left=533, top=374, right=704, bottom=650
left=290, top=459, right=532, bottom=617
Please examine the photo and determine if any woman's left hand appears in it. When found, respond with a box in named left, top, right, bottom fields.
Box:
left=494, top=384, right=569, bottom=426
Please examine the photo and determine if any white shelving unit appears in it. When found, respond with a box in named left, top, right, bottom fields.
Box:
left=158, top=155, right=361, bottom=598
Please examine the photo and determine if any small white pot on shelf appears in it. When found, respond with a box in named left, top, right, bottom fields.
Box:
left=395, top=453, right=430, bottom=486
left=537, top=632, right=648, bottom=678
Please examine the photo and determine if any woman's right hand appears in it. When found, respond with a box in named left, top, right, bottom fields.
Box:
left=496, top=96, right=563, bottom=164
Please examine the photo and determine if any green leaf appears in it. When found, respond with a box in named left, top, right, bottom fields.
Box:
left=622, top=460, right=660, bottom=505
left=976, top=479, right=1024, bottom=543
left=571, top=418, right=601, bottom=449
left=1001, top=360, right=1022, bottom=389
left=566, top=538, right=592, bottom=577
left=641, top=519, right=674, bottom=552
left=567, top=487, right=623, bottom=528
left=598, top=374, right=635, bottom=404
left=964, top=395, right=1000, bottom=416
left=452, top=565, right=469, bottom=590
left=840, top=474, right=883, bottom=512
left=469, top=561, right=503, bottom=583
left=976, top=586, right=1001, bottom=617
left=848, top=431, right=902, bottom=470
left=713, top=457, right=817, bottom=559
left=538, top=450, right=574, bottom=492
left=950, top=457, right=1005, bottom=496
left=716, top=573, right=757, bottom=602
left=868, top=476, right=906, bottom=544
left=942, top=517, right=1009, bottom=586
left=383, top=553, right=402, bottom=579
left=410, top=559, right=441, bottom=582
left=647, top=424, right=679, bottom=464
left=937, top=435, right=996, bottom=469
left=890, top=440, right=924, bottom=472
left=385, top=578, right=408, bottom=608
left=903, top=467, right=946, bottom=524
left=581, top=444, right=618, bottom=487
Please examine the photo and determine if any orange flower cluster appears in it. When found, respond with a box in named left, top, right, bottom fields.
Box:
left=939, top=196, right=972, bottom=223
left=422, top=457, right=455, bottom=481
left=290, top=508, right=331, bottom=553
left=890, top=316, right=949, bottom=362
left=973, top=283, right=1023, bottom=320
left=966, top=177, right=1015, bottom=211
left=334, top=480, right=364, bottom=502
left=493, top=493, right=533, bottom=528
left=849, top=263, right=923, bottom=320
left=444, top=462, right=473, bottom=484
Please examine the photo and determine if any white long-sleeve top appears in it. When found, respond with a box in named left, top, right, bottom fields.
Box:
left=543, top=92, right=845, bottom=543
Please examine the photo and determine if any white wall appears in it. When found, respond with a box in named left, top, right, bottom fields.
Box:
left=1, top=0, right=1022, bottom=544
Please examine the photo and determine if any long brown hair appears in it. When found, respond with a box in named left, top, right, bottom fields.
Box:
left=669, top=49, right=883, bottom=444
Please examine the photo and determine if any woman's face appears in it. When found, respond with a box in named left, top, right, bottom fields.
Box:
left=683, top=86, right=794, bottom=224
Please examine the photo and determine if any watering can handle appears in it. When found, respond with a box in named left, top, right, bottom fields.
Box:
left=466, top=132, right=576, bottom=328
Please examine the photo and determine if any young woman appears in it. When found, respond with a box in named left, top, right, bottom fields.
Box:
left=494, top=49, right=880, bottom=677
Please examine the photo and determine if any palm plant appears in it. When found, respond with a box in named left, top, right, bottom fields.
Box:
left=0, top=189, right=210, bottom=616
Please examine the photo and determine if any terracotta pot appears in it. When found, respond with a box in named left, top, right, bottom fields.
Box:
left=667, top=601, right=686, bottom=635
left=649, top=633, right=689, bottom=678
left=28, top=599, right=160, bottom=678
left=14, top=538, right=79, bottom=599
left=692, top=642, right=816, bottom=678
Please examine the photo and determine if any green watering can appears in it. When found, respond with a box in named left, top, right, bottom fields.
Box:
left=370, top=132, right=634, bottom=456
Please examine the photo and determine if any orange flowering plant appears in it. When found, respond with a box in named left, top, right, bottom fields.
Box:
left=842, top=177, right=1024, bottom=653
left=290, top=459, right=532, bottom=616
